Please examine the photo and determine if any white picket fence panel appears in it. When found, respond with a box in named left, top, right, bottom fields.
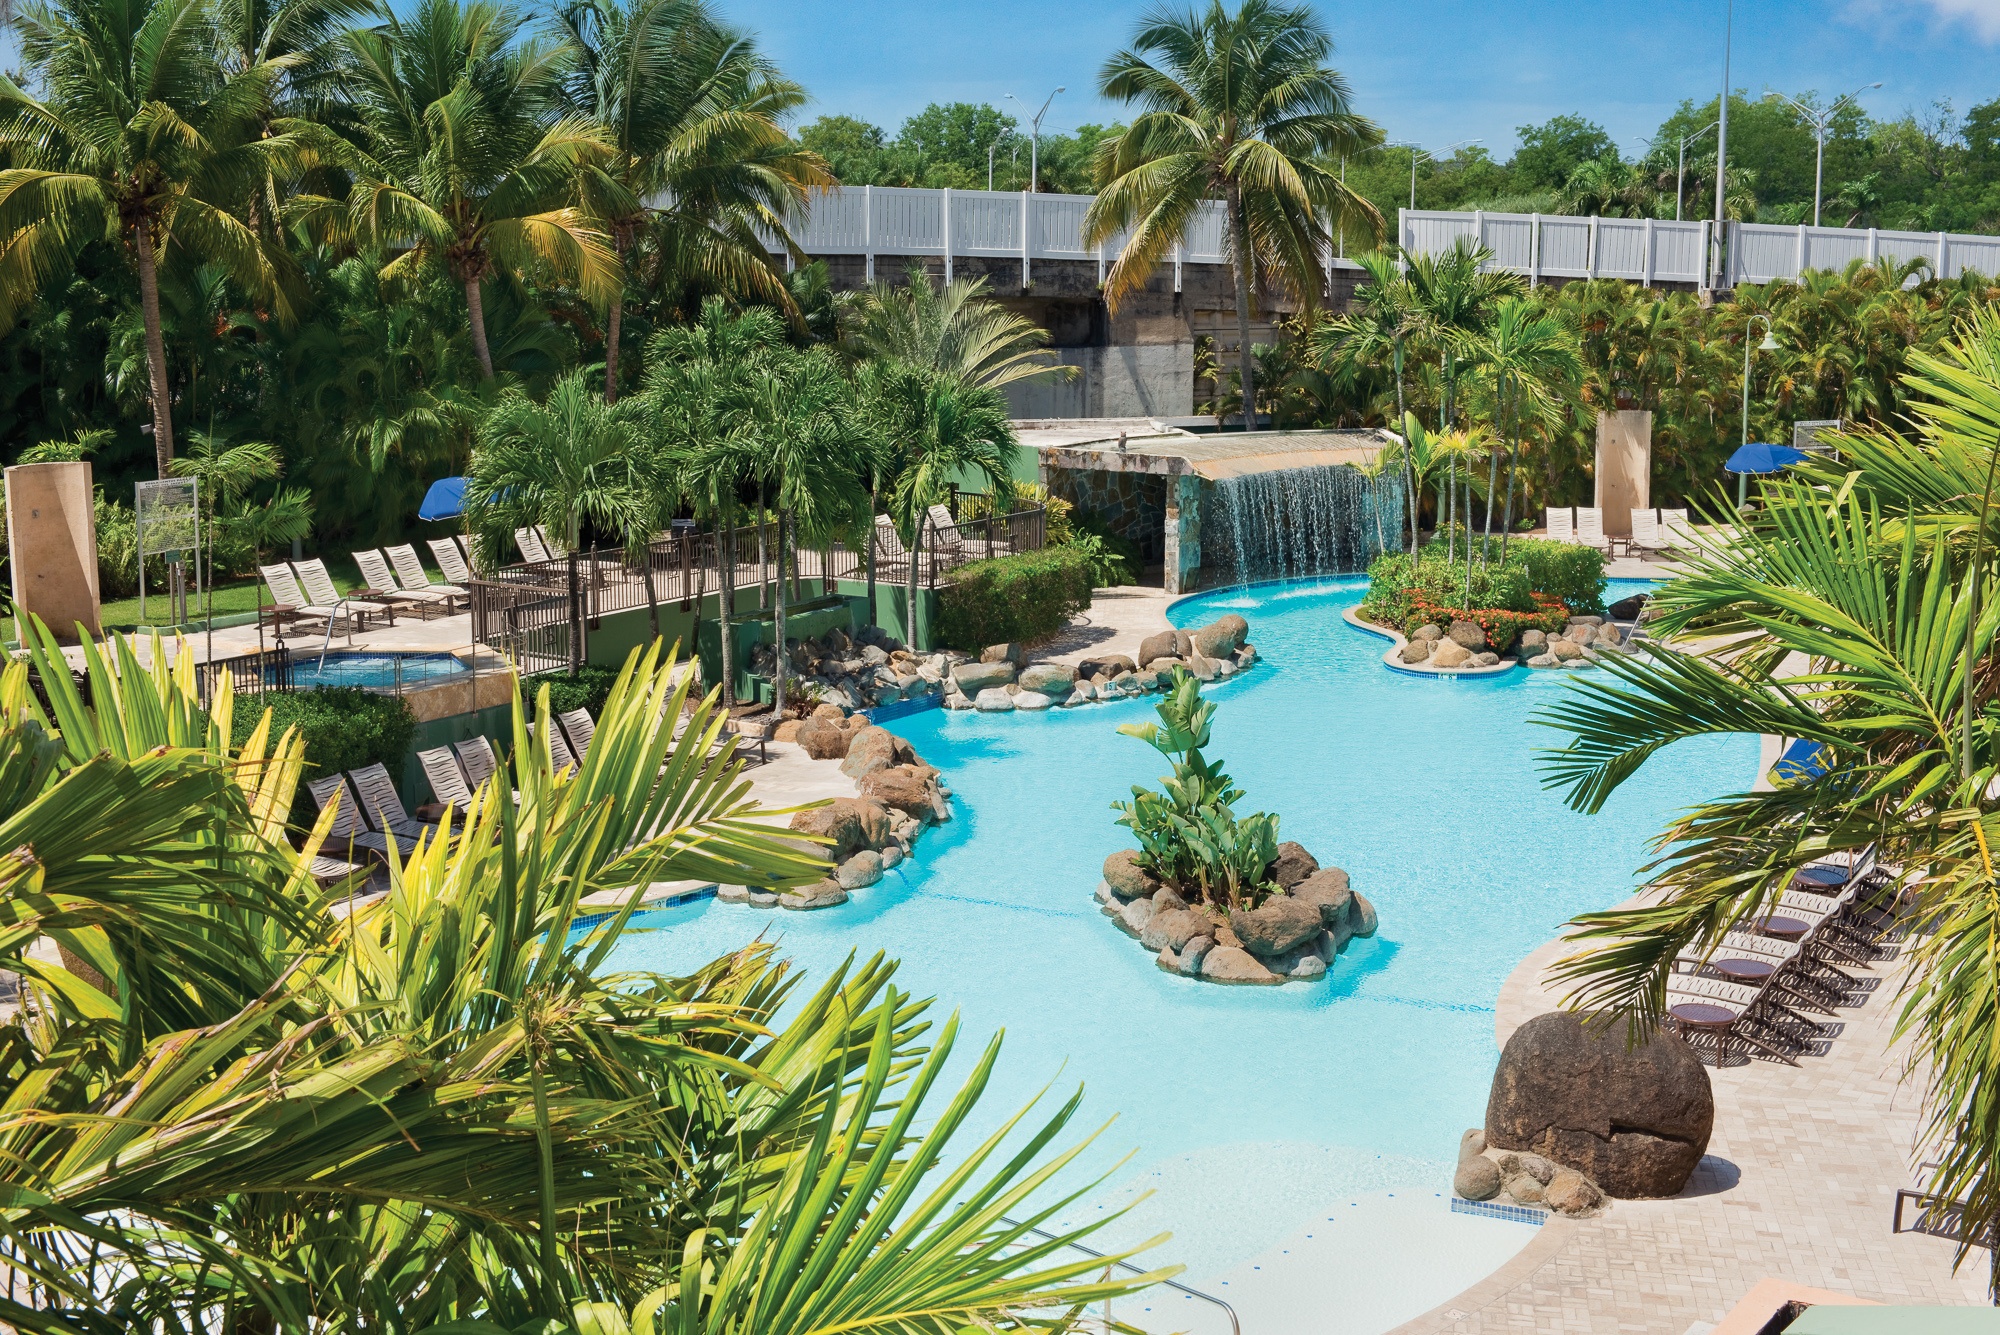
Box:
left=1399, top=209, right=1710, bottom=284
left=1727, top=221, right=2000, bottom=285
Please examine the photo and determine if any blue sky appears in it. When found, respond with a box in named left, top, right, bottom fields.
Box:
left=729, top=0, right=2000, bottom=157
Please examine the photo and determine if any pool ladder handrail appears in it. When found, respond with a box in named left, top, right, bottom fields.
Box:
left=999, top=1216, right=1241, bottom=1335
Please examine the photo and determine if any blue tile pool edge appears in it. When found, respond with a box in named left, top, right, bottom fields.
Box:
left=572, top=883, right=717, bottom=932
left=1449, top=1197, right=1548, bottom=1226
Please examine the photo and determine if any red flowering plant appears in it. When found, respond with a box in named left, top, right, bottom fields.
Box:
left=1402, top=591, right=1570, bottom=654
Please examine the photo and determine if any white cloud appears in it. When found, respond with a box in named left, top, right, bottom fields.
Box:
left=1865, top=0, right=2000, bottom=40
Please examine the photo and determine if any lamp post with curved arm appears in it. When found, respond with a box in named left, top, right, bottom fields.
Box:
left=1764, top=82, right=1881, bottom=226
left=1739, top=314, right=1781, bottom=509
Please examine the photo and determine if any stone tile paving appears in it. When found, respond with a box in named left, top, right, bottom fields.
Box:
left=1388, top=932, right=1989, bottom=1334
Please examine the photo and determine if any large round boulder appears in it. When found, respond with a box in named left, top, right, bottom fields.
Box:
left=1485, top=1011, right=1714, bottom=1198
left=951, top=661, right=1016, bottom=694
left=1229, top=895, right=1321, bottom=956
left=838, top=726, right=904, bottom=779
left=1138, top=630, right=1180, bottom=667
left=1102, top=850, right=1159, bottom=900
left=788, top=797, right=895, bottom=860
left=859, top=766, right=944, bottom=821
left=797, top=717, right=852, bottom=760
left=1200, top=945, right=1282, bottom=984
left=1018, top=663, right=1077, bottom=694
left=1447, top=620, right=1487, bottom=650
left=1291, top=867, right=1352, bottom=926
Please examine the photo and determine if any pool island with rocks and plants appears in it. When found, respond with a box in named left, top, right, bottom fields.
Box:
left=1096, top=668, right=1378, bottom=984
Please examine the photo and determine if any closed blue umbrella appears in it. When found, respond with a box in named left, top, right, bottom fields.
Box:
left=418, top=476, right=468, bottom=521
left=1725, top=442, right=1807, bottom=474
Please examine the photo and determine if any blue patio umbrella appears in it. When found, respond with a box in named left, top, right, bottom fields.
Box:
left=1725, top=442, right=1807, bottom=506
left=418, top=476, right=468, bottom=521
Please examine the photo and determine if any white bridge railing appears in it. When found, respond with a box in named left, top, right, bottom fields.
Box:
left=1400, top=207, right=2000, bottom=288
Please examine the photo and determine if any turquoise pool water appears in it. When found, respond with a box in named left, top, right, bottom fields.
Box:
left=290, top=651, right=469, bottom=690
left=604, top=578, right=1756, bottom=1330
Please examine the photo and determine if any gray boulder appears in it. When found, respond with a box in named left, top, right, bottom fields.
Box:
left=1118, top=897, right=1157, bottom=937
left=1184, top=655, right=1222, bottom=682
left=973, top=687, right=1015, bottom=712
left=1138, top=630, right=1180, bottom=666
left=1519, top=629, right=1548, bottom=650
left=1289, top=955, right=1326, bottom=979
left=980, top=642, right=1028, bottom=666
left=1550, top=638, right=1583, bottom=661
left=1350, top=892, right=1378, bottom=938
left=1145, top=656, right=1186, bottom=674
left=1141, top=907, right=1209, bottom=952
left=1411, top=624, right=1443, bottom=642
left=952, top=661, right=1015, bottom=693
left=1019, top=663, right=1077, bottom=694
left=1177, top=935, right=1213, bottom=976
left=1461, top=1128, right=1487, bottom=1159
left=1454, top=1155, right=1504, bottom=1202
left=1528, top=653, right=1559, bottom=668
left=835, top=850, right=884, bottom=890
left=1292, top=867, right=1353, bottom=926
left=1398, top=639, right=1433, bottom=664
left=779, top=879, right=849, bottom=911
left=1485, top=1011, right=1714, bottom=1198
left=838, top=726, right=903, bottom=780
left=1447, top=620, right=1488, bottom=650
left=1014, top=690, right=1054, bottom=711
left=1431, top=640, right=1472, bottom=668
left=717, top=884, right=750, bottom=903
left=1191, top=620, right=1238, bottom=659
left=1504, top=1175, right=1546, bottom=1206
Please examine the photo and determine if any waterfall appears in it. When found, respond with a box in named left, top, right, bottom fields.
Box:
left=1200, top=465, right=1406, bottom=587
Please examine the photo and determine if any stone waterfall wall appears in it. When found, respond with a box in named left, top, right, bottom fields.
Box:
left=1196, top=465, right=1406, bottom=590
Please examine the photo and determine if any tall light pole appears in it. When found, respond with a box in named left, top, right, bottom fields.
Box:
left=1392, top=138, right=1480, bottom=211
left=1676, top=119, right=1720, bottom=221
left=1005, top=87, right=1064, bottom=193
left=1764, top=82, right=1881, bottom=226
left=1713, top=0, right=1732, bottom=288
left=1738, top=314, right=1780, bottom=509
left=987, top=128, right=1014, bottom=191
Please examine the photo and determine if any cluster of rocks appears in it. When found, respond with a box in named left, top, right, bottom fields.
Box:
left=943, top=615, right=1258, bottom=713
left=1396, top=620, right=1506, bottom=669
left=749, top=624, right=966, bottom=713
left=1454, top=1011, right=1716, bottom=1214
left=1518, top=617, right=1630, bottom=670
left=1095, top=843, right=1377, bottom=984
left=727, top=706, right=954, bottom=910
left=1453, top=1130, right=1606, bottom=1218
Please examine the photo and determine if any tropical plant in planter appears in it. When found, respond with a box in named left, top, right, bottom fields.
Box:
left=1113, top=668, right=1280, bottom=910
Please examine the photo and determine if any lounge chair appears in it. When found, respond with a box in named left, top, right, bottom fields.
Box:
left=305, top=775, right=393, bottom=862
left=873, top=515, right=911, bottom=578
left=544, top=713, right=579, bottom=773
left=1629, top=510, right=1670, bottom=556
left=258, top=564, right=344, bottom=637
left=1544, top=507, right=1575, bottom=543
left=1575, top=507, right=1613, bottom=554
left=294, top=557, right=393, bottom=627
left=308, top=853, right=368, bottom=887
left=1664, top=977, right=1803, bottom=1065
left=354, top=549, right=448, bottom=618
left=1663, top=511, right=1702, bottom=552
left=516, top=527, right=553, bottom=564
left=429, top=537, right=475, bottom=586
left=454, top=736, right=502, bottom=791
left=417, top=745, right=478, bottom=814
left=557, top=707, right=596, bottom=761
left=927, top=503, right=972, bottom=566
left=388, top=544, right=467, bottom=610
left=348, top=762, right=452, bottom=845
left=537, top=524, right=566, bottom=558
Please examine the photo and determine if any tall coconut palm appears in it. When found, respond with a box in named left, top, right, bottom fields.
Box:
left=469, top=367, right=648, bottom=672
left=843, top=265, right=1075, bottom=394
left=549, top=0, right=828, bottom=402
left=1314, top=249, right=1422, bottom=550
left=1083, top=0, right=1382, bottom=431
left=1407, top=239, right=1521, bottom=560
left=343, top=0, right=621, bottom=379
left=0, top=0, right=325, bottom=474
left=863, top=360, right=1018, bottom=647
left=645, top=297, right=786, bottom=711
left=742, top=347, right=869, bottom=717
left=1471, top=298, right=1581, bottom=560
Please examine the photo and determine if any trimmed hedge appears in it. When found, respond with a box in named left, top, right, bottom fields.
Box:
left=1507, top=538, right=1607, bottom=615
left=233, top=687, right=417, bottom=777
left=935, top=546, right=1095, bottom=651
left=526, top=665, right=622, bottom=718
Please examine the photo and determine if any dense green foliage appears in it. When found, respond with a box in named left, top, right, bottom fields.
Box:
left=1506, top=537, right=1609, bottom=614
left=933, top=546, right=1094, bottom=651
left=1114, top=669, right=1279, bottom=910
left=231, top=686, right=418, bottom=777
left=1359, top=537, right=1604, bottom=644
left=797, top=104, right=1123, bottom=193
left=528, top=663, right=623, bottom=717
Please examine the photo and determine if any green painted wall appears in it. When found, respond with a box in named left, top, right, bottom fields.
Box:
left=399, top=700, right=516, bottom=806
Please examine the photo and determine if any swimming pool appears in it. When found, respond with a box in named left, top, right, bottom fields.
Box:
left=289, top=651, right=470, bottom=691
left=604, top=577, right=1754, bottom=1332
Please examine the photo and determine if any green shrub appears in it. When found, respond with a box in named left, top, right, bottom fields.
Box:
left=1068, top=512, right=1141, bottom=588
left=1358, top=551, right=1532, bottom=630
left=234, top=687, right=417, bottom=777
left=934, top=546, right=1094, bottom=651
left=526, top=665, right=622, bottom=718
left=1508, top=538, right=1606, bottom=614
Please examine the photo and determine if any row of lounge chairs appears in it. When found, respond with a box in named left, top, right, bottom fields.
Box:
left=260, top=542, right=471, bottom=638
left=1545, top=507, right=1739, bottom=557
left=870, top=504, right=992, bottom=576
left=1663, top=847, right=1898, bottom=1066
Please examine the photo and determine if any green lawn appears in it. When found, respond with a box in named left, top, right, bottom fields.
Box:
left=91, top=558, right=366, bottom=633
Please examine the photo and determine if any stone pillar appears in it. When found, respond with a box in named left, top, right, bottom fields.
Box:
left=6, top=461, right=100, bottom=643
left=1163, top=473, right=1202, bottom=596
left=1593, top=411, right=1652, bottom=537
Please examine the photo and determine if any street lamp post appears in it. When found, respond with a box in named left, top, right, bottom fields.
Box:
left=1392, top=139, right=1481, bottom=212
left=1005, top=87, right=1064, bottom=193
left=1677, top=119, right=1720, bottom=221
left=1713, top=0, right=1732, bottom=288
left=1764, top=82, right=1881, bottom=226
left=987, top=129, right=1014, bottom=191
left=1738, top=314, right=1780, bottom=509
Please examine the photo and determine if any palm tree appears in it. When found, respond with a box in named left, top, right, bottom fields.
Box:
left=549, top=0, right=828, bottom=402
left=1383, top=412, right=1445, bottom=553
left=0, top=0, right=324, bottom=474
left=1471, top=298, right=1581, bottom=559
left=1315, top=250, right=1422, bottom=550
left=742, top=346, right=869, bottom=717
left=645, top=297, right=785, bottom=711
left=843, top=265, right=1074, bottom=393
left=1083, top=0, right=1382, bottom=431
left=1534, top=310, right=2000, bottom=1287
left=864, top=360, right=1018, bottom=647
left=470, top=368, right=647, bottom=672
left=343, top=0, right=621, bottom=379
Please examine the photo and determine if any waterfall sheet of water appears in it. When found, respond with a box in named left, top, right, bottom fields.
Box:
left=1202, top=466, right=1406, bottom=587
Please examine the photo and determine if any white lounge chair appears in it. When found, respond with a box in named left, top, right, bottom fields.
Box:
left=294, top=558, right=392, bottom=626
left=348, top=762, right=452, bottom=845
left=557, top=707, right=596, bottom=761
left=516, top=527, right=553, bottom=564
left=1575, top=508, right=1613, bottom=554
left=1629, top=510, right=1669, bottom=556
left=417, top=745, right=478, bottom=812
left=873, top=514, right=912, bottom=577
left=429, top=537, right=474, bottom=585
left=1544, top=507, right=1575, bottom=543
left=260, top=564, right=351, bottom=638
left=305, top=775, right=393, bottom=862
left=352, top=549, right=446, bottom=618
left=454, top=736, right=501, bottom=791
left=387, top=544, right=466, bottom=610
